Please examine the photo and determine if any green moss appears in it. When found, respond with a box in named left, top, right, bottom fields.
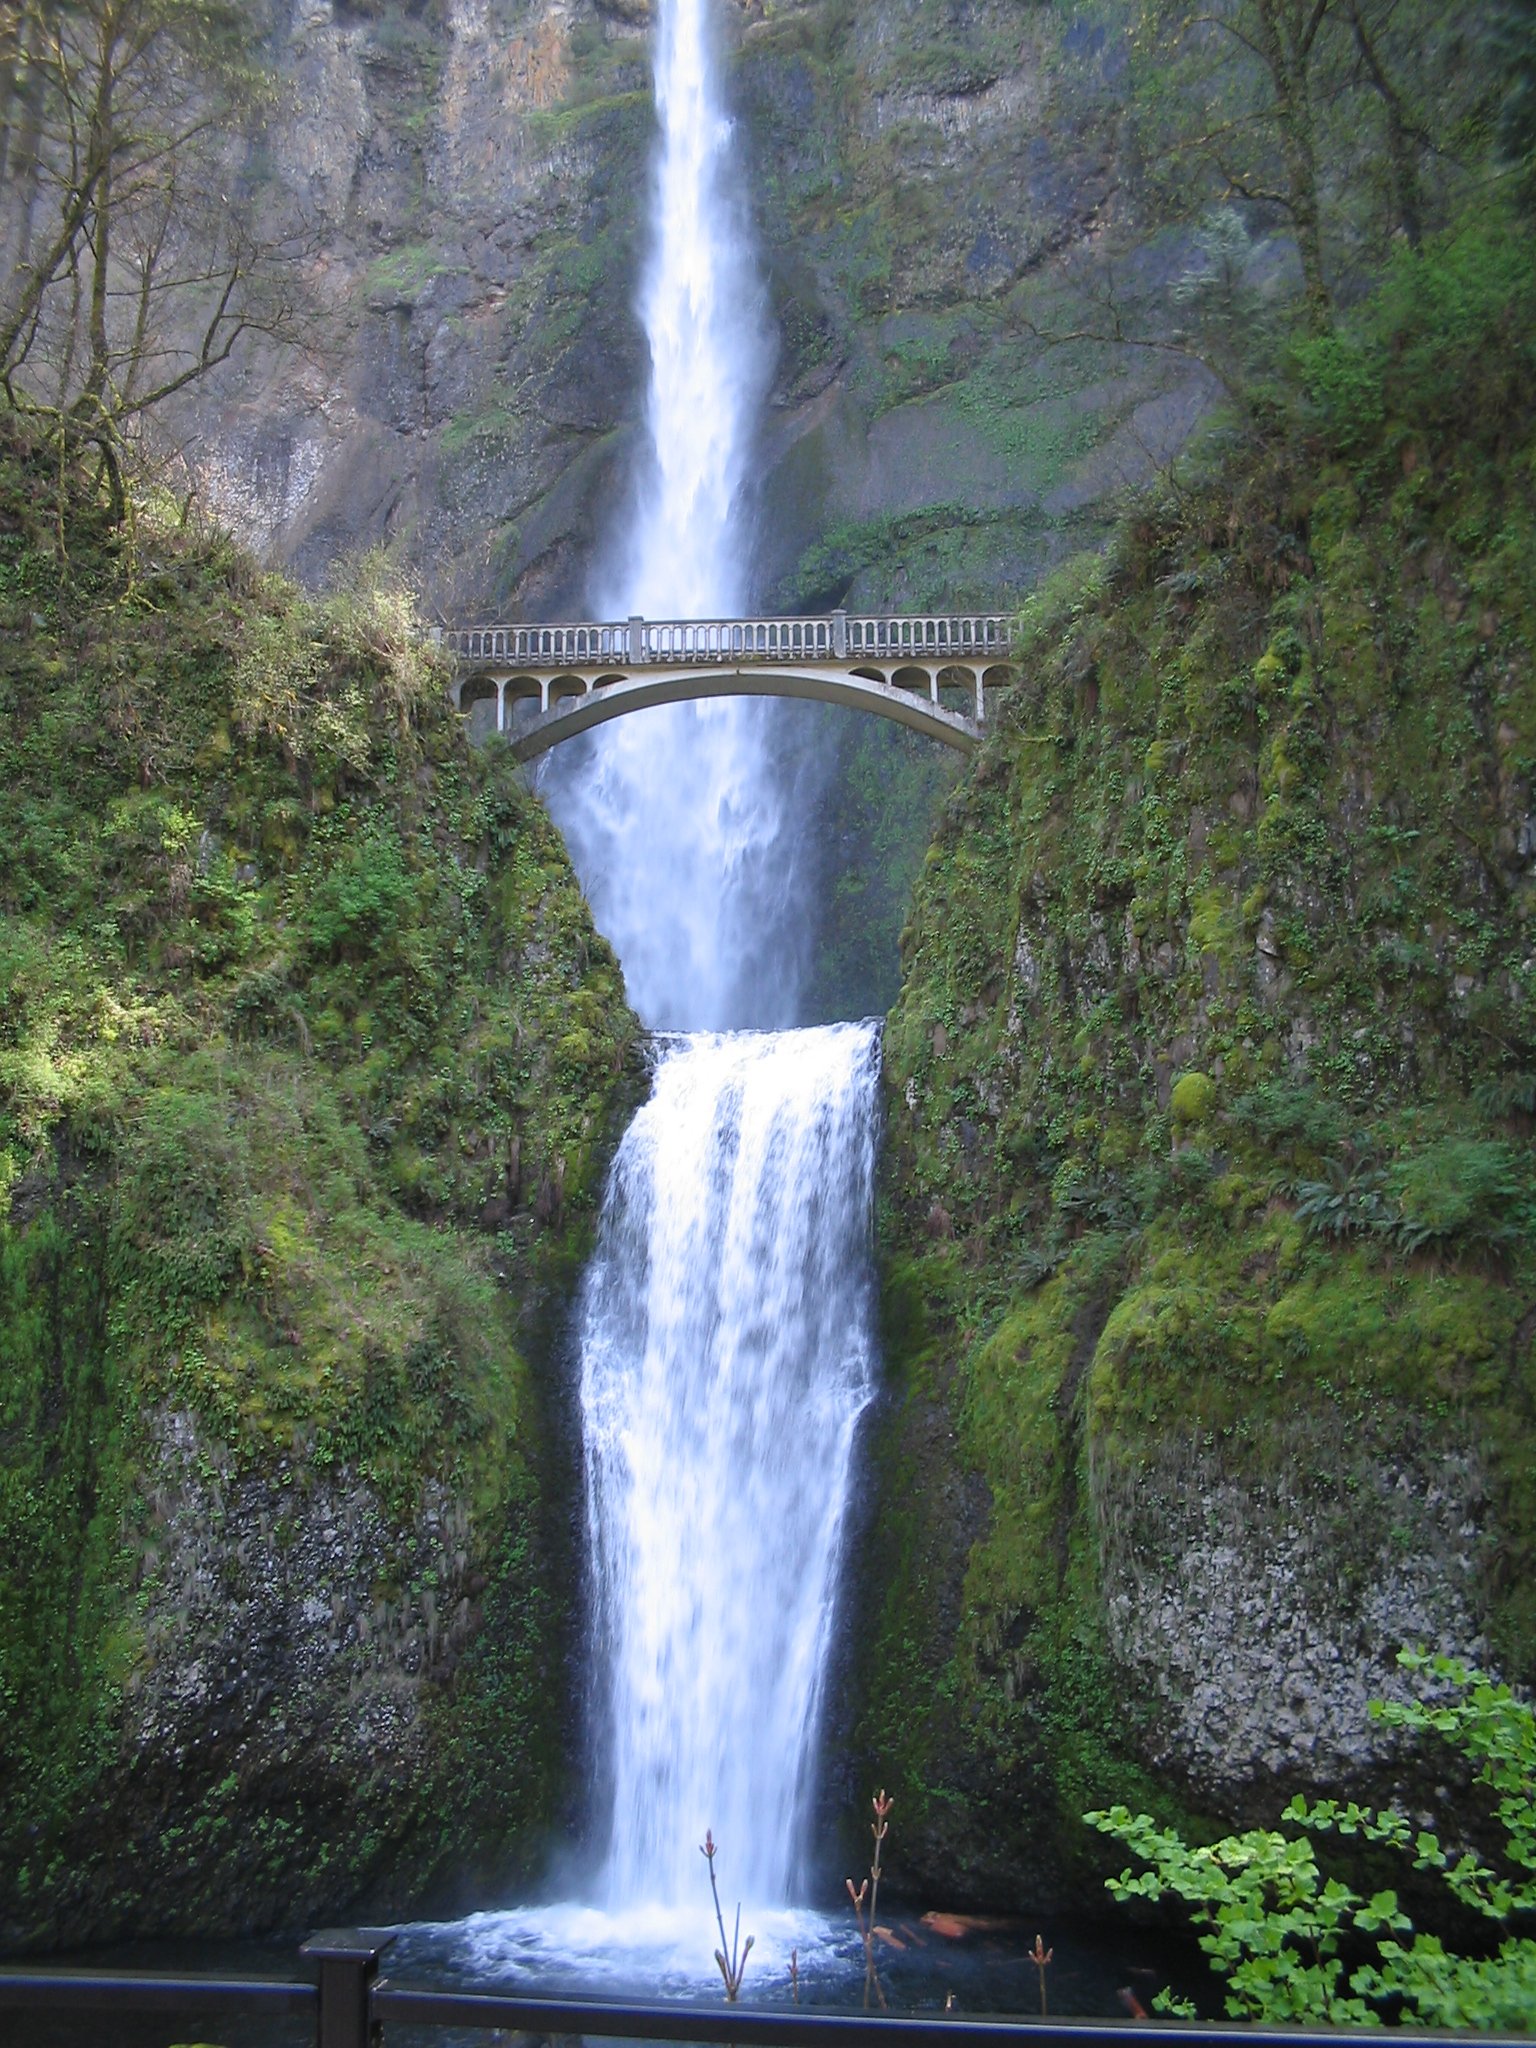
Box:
left=1170, top=1071, right=1217, bottom=1124
left=863, top=216, right=1536, bottom=1897
left=364, top=243, right=465, bottom=303
left=0, top=422, right=640, bottom=1942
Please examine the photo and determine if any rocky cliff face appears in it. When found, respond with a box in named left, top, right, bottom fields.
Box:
left=850, top=242, right=1536, bottom=1909
left=0, top=428, right=640, bottom=1946
left=169, top=0, right=1212, bottom=621
left=147, top=0, right=1230, bottom=1020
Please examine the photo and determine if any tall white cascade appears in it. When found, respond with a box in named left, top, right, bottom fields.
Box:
left=535, top=0, right=875, bottom=1929
left=538, top=0, right=810, bottom=1031
left=582, top=1024, right=880, bottom=1907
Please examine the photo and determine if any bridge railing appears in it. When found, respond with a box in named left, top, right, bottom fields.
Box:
left=441, top=613, right=1016, bottom=669
left=845, top=614, right=1010, bottom=659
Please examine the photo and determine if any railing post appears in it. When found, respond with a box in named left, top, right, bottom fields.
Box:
left=628, top=614, right=646, bottom=664
left=831, top=607, right=847, bottom=657
left=302, top=1929, right=395, bottom=2048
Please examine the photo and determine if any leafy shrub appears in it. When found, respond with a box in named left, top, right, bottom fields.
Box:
left=1229, top=1081, right=1349, bottom=1155
left=1387, top=1137, right=1536, bottom=1255
left=1292, top=334, right=1386, bottom=453
left=114, top=1079, right=257, bottom=1321
left=1293, top=1140, right=1535, bottom=1258
left=1089, top=1651, right=1536, bottom=2028
left=1293, top=1157, right=1391, bottom=1237
left=1296, top=221, right=1536, bottom=453
left=300, top=826, right=416, bottom=963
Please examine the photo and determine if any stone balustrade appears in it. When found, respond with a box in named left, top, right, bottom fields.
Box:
left=441, top=610, right=1013, bottom=668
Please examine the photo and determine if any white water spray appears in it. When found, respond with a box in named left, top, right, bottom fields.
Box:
left=539, top=0, right=809, bottom=1031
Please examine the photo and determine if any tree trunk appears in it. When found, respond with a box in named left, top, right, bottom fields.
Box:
left=1346, top=0, right=1423, bottom=246
left=81, top=4, right=118, bottom=412
left=1252, top=0, right=1332, bottom=330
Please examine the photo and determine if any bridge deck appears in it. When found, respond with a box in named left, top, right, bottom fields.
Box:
left=441, top=610, right=1018, bottom=758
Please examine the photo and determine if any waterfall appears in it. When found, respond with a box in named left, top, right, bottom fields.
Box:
left=581, top=1024, right=880, bottom=1909
left=438, top=0, right=880, bottom=1970
left=537, top=0, right=875, bottom=1917
left=538, top=0, right=817, bottom=1031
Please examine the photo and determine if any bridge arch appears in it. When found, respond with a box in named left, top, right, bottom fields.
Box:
left=891, top=663, right=934, bottom=696
left=496, top=664, right=982, bottom=762
left=442, top=610, right=1017, bottom=755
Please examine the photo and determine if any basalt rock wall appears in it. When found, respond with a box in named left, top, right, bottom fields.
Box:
left=843, top=251, right=1536, bottom=1911
left=158, top=0, right=1207, bottom=621
left=0, top=428, right=642, bottom=1947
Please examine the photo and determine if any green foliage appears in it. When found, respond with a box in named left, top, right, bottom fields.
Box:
left=364, top=242, right=465, bottom=304
left=1291, top=336, right=1386, bottom=453
left=1089, top=1652, right=1536, bottom=2029
left=1293, top=1140, right=1535, bottom=1257
left=1388, top=1138, right=1536, bottom=1255
left=1169, top=1070, right=1216, bottom=1124
left=1296, top=222, right=1536, bottom=452
left=0, top=423, right=638, bottom=1940
left=869, top=190, right=1536, bottom=1893
left=1292, top=1157, right=1391, bottom=1238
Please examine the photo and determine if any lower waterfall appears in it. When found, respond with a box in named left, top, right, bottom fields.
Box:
left=581, top=1023, right=881, bottom=1910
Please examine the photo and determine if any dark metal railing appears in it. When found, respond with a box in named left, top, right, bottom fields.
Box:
left=1, top=1929, right=1527, bottom=2046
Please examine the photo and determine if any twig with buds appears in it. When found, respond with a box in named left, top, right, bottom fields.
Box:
left=846, top=1788, right=894, bottom=2010
left=701, top=1830, right=754, bottom=2003
left=1029, top=1934, right=1054, bottom=2017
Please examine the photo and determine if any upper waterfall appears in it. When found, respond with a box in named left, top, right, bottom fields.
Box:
left=537, top=0, right=823, bottom=1033
left=598, top=0, right=771, bottom=619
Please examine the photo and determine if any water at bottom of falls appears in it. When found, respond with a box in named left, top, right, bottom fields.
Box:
left=580, top=1021, right=882, bottom=1913
left=358, top=1021, right=1205, bottom=2022
left=34, top=1915, right=1213, bottom=2043
left=368, top=1903, right=1208, bottom=2022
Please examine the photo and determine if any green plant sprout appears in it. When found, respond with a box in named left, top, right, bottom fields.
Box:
left=1087, top=1651, right=1536, bottom=2029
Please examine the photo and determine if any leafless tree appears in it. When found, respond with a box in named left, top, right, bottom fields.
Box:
left=0, top=0, right=313, bottom=517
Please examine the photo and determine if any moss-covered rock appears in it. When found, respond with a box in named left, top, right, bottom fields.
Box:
left=856, top=224, right=1536, bottom=1910
left=0, top=426, right=642, bottom=1946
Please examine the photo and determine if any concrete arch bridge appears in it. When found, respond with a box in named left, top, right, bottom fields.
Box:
left=441, top=611, right=1018, bottom=761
